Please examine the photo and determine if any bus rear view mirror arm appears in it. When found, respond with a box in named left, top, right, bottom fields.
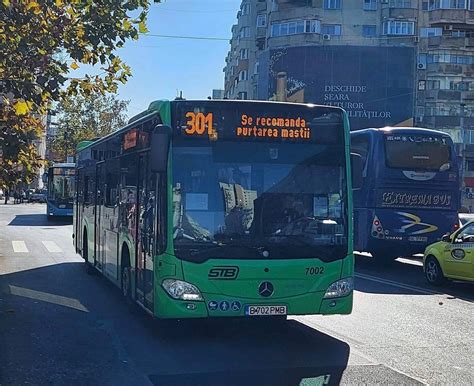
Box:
left=151, top=124, right=173, bottom=173
left=350, top=152, right=363, bottom=190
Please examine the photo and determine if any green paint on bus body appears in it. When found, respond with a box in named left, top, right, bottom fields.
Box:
left=76, top=140, right=95, bottom=152
left=146, top=100, right=353, bottom=318
left=75, top=99, right=354, bottom=319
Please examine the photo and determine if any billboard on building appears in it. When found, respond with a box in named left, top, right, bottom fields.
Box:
left=258, top=46, right=415, bottom=130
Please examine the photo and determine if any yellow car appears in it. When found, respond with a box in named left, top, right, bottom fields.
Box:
left=423, top=221, right=474, bottom=285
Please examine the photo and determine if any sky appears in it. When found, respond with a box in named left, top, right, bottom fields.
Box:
left=115, top=0, right=240, bottom=117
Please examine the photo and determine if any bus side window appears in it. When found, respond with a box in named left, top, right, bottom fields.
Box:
left=105, top=161, right=120, bottom=207
left=84, top=176, right=89, bottom=205
left=156, top=173, right=167, bottom=254
left=351, top=137, right=369, bottom=177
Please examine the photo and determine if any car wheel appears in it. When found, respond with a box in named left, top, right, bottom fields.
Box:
left=425, top=256, right=445, bottom=285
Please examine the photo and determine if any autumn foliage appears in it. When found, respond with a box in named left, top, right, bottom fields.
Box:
left=0, top=0, right=156, bottom=187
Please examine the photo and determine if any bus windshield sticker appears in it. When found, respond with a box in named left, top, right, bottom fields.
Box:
left=123, top=128, right=149, bottom=150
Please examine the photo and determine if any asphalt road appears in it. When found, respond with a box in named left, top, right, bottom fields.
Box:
left=0, top=204, right=472, bottom=385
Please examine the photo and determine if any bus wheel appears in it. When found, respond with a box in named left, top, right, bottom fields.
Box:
left=83, top=232, right=94, bottom=275
left=425, top=256, right=445, bottom=286
left=121, top=251, right=132, bottom=303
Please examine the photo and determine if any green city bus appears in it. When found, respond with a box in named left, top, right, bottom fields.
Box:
left=73, top=100, right=354, bottom=319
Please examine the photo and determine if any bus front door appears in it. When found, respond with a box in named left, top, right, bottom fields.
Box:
left=75, top=168, right=83, bottom=253
left=94, top=162, right=106, bottom=271
left=136, top=154, right=155, bottom=312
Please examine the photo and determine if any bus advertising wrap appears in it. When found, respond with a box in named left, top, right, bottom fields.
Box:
left=377, top=190, right=455, bottom=210
left=257, top=46, right=415, bottom=130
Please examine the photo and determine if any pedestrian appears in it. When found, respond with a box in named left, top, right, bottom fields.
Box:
left=20, top=189, right=26, bottom=204
left=4, top=189, right=9, bottom=205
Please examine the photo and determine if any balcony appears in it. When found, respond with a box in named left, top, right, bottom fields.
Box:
left=381, top=7, right=417, bottom=19
left=269, top=7, right=319, bottom=22
left=422, top=115, right=461, bottom=128
left=427, top=62, right=466, bottom=74
left=427, top=36, right=467, bottom=48
left=256, top=27, right=267, bottom=38
left=267, top=33, right=322, bottom=48
left=256, top=0, right=267, bottom=12
left=428, top=9, right=474, bottom=25
left=424, top=89, right=461, bottom=101
left=462, top=91, right=474, bottom=100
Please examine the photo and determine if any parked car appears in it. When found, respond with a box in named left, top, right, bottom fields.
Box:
left=29, top=189, right=47, bottom=203
left=423, top=220, right=474, bottom=285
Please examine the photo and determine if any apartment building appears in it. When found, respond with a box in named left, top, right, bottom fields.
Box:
left=223, top=0, right=474, bottom=205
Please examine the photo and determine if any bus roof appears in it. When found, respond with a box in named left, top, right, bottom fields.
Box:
left=352, top=127, right=452, bottom=138
left=128, top=99, right=345, bottom=124
left=51, top=163, right=75, bottom=168
left=77, top=99, right=347, bottom=153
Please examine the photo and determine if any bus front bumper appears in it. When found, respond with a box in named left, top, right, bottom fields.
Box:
left=154, top=287, right=353, bottom=319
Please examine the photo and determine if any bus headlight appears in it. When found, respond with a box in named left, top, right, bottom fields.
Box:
left=323, top=278, right=354, bottom=299
left=162, top=279, right=203, bottom=301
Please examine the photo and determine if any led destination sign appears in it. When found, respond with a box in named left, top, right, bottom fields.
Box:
left=173, top=101, right=343, bottom=144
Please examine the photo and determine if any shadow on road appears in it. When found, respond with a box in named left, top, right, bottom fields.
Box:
left=8, top=213, right=72, bottom=226
left=354, top=253, right=473, bottom=302
left=0, top=262, right=350, bottom=386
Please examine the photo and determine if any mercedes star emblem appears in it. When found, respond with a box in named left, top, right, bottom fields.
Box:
left=258, top=281, right=274, bottom=297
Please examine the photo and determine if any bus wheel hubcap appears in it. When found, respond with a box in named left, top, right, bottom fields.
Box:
left=122, top=269, right=129, bottom=296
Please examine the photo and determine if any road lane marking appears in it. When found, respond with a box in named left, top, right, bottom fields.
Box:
left=356, top=273, right=474, bottom=304
left=12, top=241, right=28, bottom=253
left=42, top=241, right=62, bottom=253
left=8, top=285, right=89, bottom=312
left=396, top=257, right=423, bottom=267
left=356, top=272, right=441, bottom=295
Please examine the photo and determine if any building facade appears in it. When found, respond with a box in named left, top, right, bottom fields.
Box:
left=223, top=0, right=474, bottom=206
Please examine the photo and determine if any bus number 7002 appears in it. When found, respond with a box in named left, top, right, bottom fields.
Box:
left=306, top=267, right=324, bottom=275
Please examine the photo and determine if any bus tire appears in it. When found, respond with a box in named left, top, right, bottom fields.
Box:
left=83, top=231, right=94, bottom=275
left=121, top=247, right=132, bottom=303
left=425, top=256, right=445, bottom=286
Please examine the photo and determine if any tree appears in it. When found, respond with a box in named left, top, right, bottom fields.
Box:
left=49, top=92, right=129, bottom=162
left=0, top=0, right=157, bottom=187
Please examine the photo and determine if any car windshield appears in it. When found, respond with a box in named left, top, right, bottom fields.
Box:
left=172, top=141, right=347, bottom=262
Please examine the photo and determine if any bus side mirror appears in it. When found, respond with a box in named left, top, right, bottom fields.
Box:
left=150, top=125, right=173, bottom=173
left=350, top=152, right=363, bottom=190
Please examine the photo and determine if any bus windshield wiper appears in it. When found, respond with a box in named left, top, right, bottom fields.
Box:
left=188, top=243, right=263, bottom=258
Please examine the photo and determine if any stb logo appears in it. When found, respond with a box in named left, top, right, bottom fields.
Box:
left=208, top=266, right=239, bottom=280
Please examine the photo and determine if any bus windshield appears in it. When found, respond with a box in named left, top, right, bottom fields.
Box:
left=384, top=135, right=451, bottom=171
left=49, top=169, right=75, bottom=203
left=172, top=141, right=347, bottom=262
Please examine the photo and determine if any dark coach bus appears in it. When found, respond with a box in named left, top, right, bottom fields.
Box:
left=352, top=127, right=460, bottom=262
